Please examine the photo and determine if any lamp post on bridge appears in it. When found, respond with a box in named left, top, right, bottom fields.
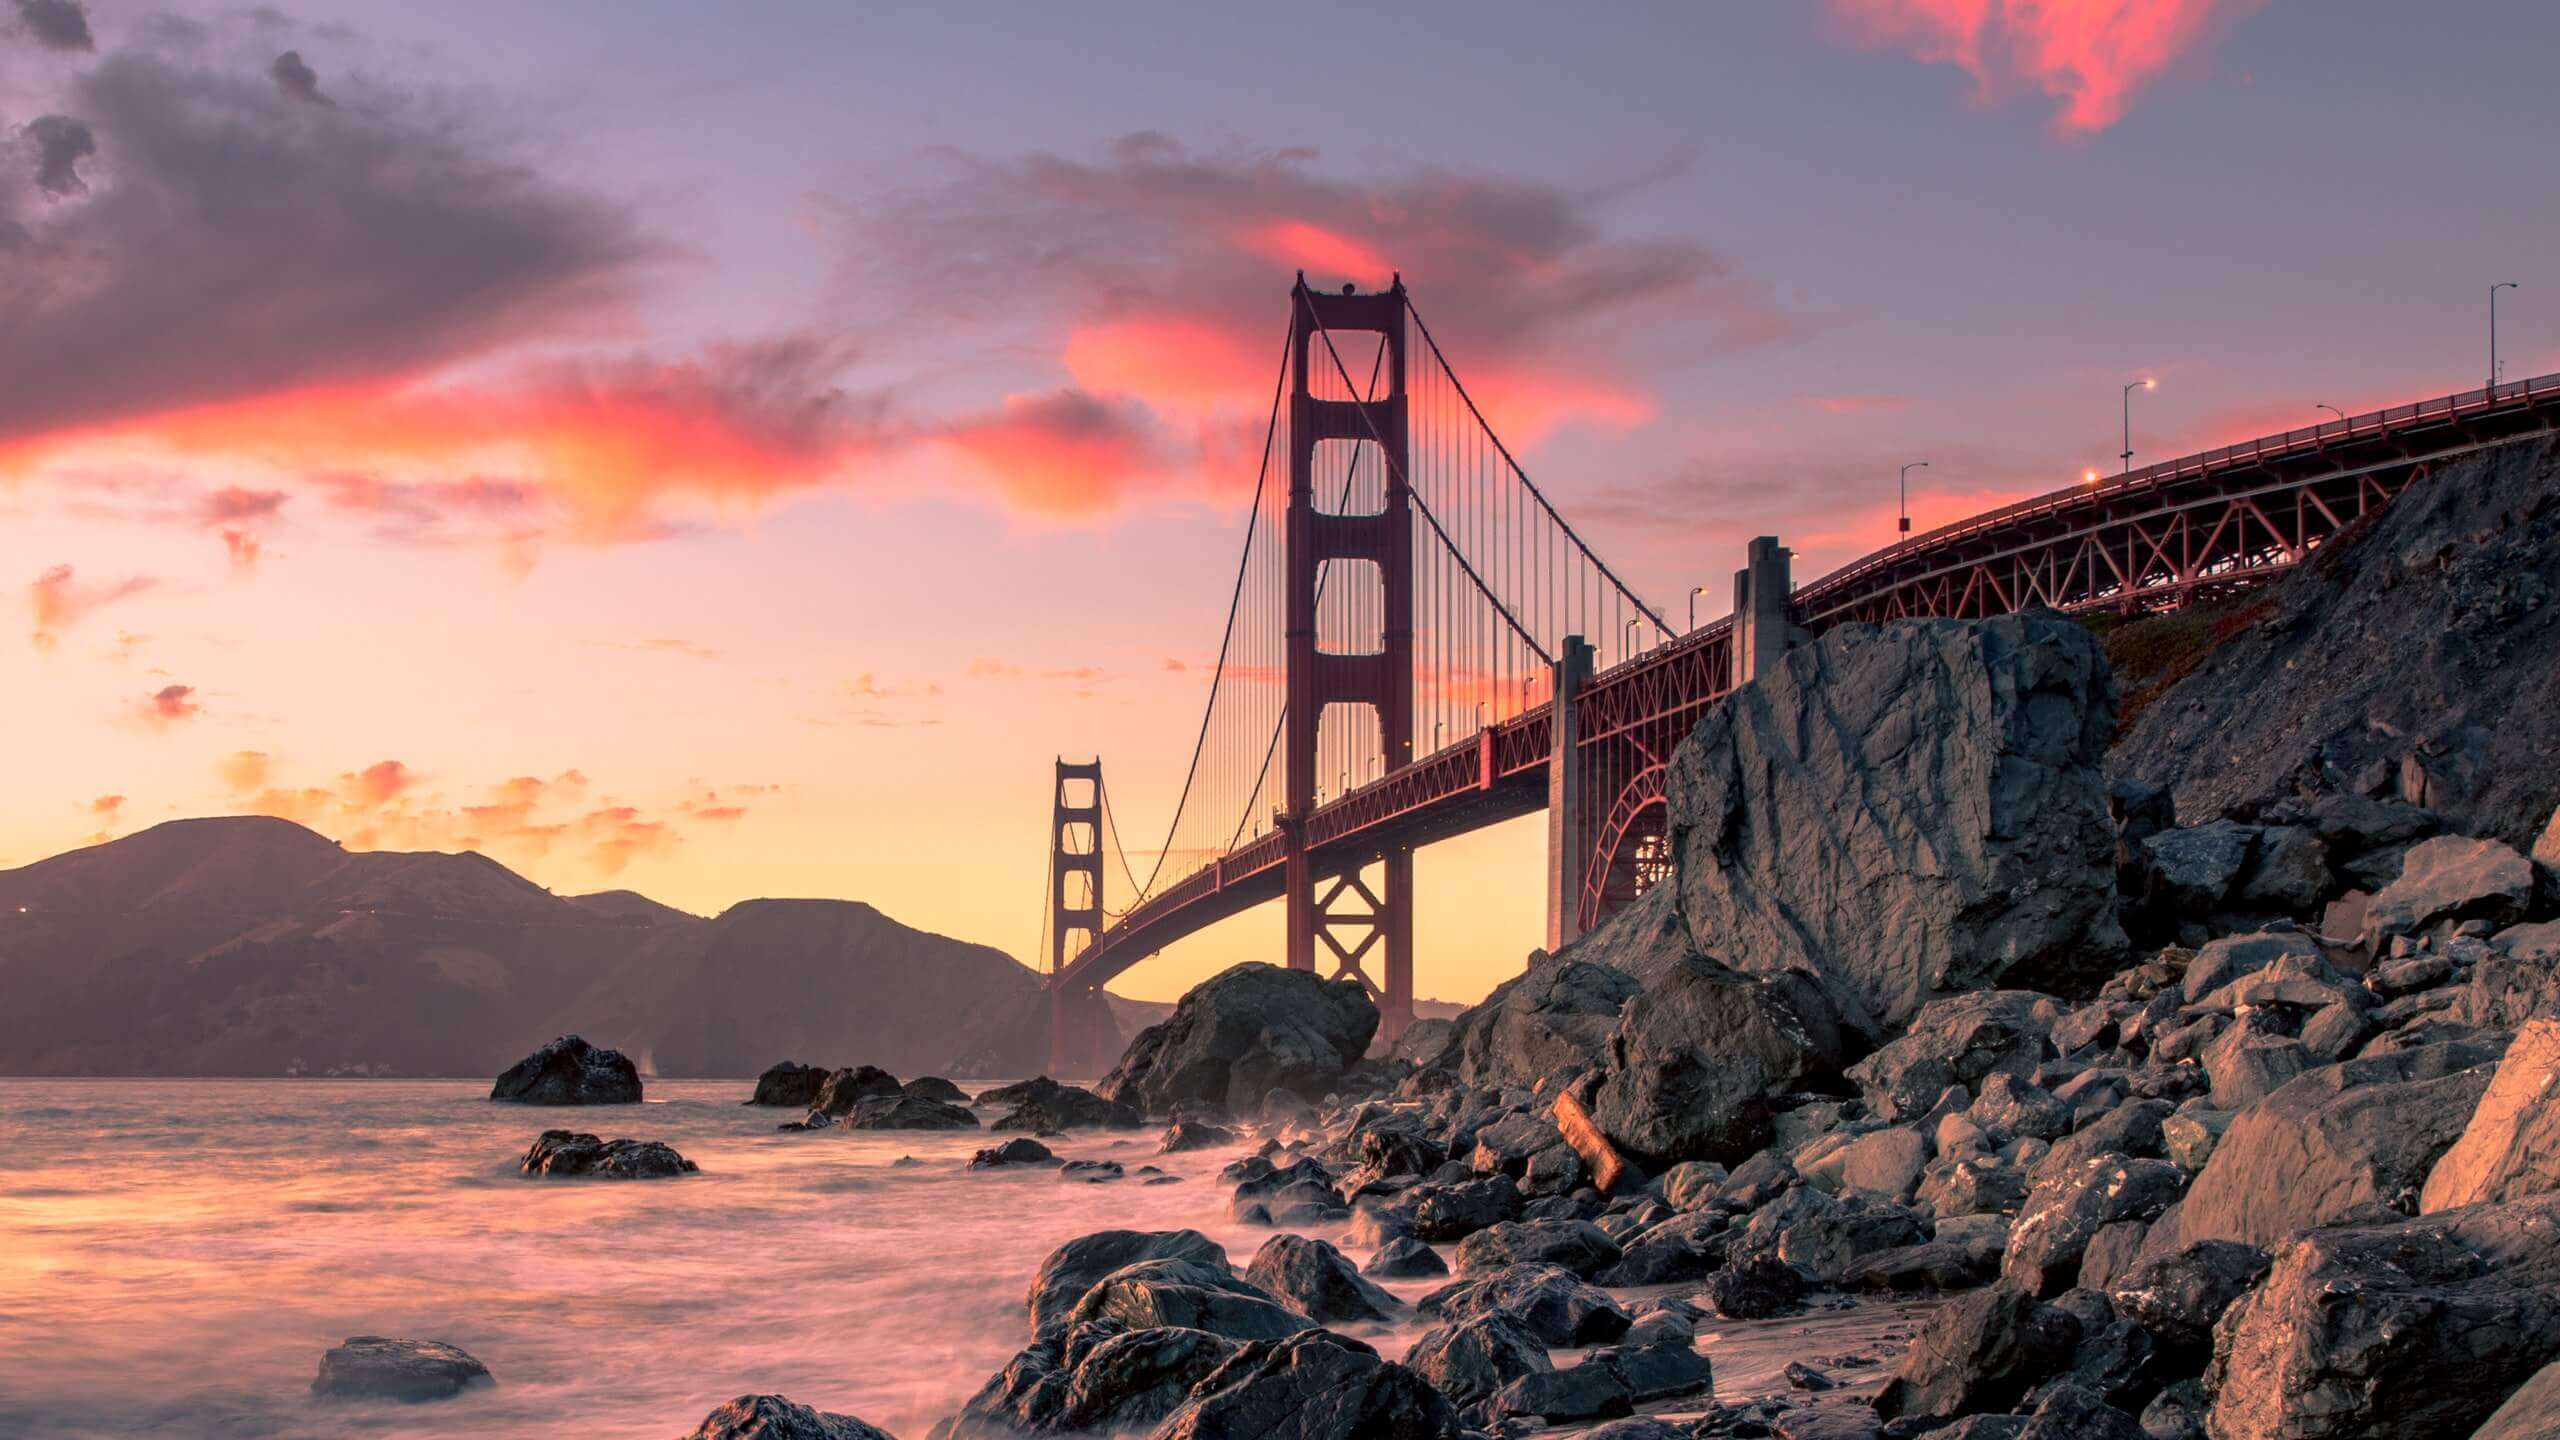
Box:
left=2491, top=283, right=2520, bottom=394
left=1687, top=585, right=1707, bottom=632
left=2122, top=377, right=2156, bottom=475
left=2316, top=404, right=2345, bottom=424
left=1898, top=460, right=1929, bottom=542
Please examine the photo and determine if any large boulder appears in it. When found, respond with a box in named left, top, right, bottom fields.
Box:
left=1404, top=1313, right=1551, bottom=1410
left=934, top=1322, right=1239, bottom=1440
left=1244, top=1235, right=1398, bottom=1325
left=2472, top=1361, right=2560, bottom=1440
left=1669, top=611, right=2126, bottom=1040
left=489, top=1035, right=640, bottom=1104
left=310, top=1336, right=492, bottom=1403
left=2428, top=1019, right=2560, bottom=1212
left=2206, top=1196, right=2560, bottom=1440
left=1584, top=949, right=1836, bottom=1168
left=1430, top=1262, right=1631, bottom=1347
left=1100, top=964, right=1376, bottom=1116
left=1066, top=1258, right=1312, bottom=1342
left=1844, top=990, right=2058, bottom=1121
left=981, top=1076, right=1143, bottom=1132
left=1440, top=950, right=1639, bottom=1091
left=1151, top=1329, right=1464, bottom=1440
left=744, top=1061, right=829, bottom=1107
left=518, top=1130, right=696, bottom=1179
left=2171, top=1041, right=2502, bottom=1248
left=850, top=1093, right=980, bottom=1130
left=1452, top=1219, right=1621, bottom=1280
left=2363, top=835, right=2536, bottom=947
left=684, top=1394, right=895, bottom=1440
left=1026, top=1229, right=1230, bottom=1339
left=810, top=1064, right=904, bottom=1115
left=2105, top=1239, right=2270, bottom=1360
left=1872, top=1282, right=2079, bottom=1422
left=1999, top=1154, right=2185, bottom=1298
left=1727, top=1183, right=1929, bottom=1285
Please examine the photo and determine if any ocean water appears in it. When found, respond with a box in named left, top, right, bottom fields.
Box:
left=0, top=1079, right=1933, bottom=1438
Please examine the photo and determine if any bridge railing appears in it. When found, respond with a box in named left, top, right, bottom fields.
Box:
left=1797, top=370, right=2560, bottom=607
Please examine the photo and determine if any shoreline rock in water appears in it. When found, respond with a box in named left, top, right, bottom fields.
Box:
left=489, top=1035, right=641, bottom=1105
left=1099, top=963, right=1378, bottom=1117
left=681, top=1393, right=896, bottom=1440
left=519, top=1129, right=697, bottom=1179
left=310, top=1336, right=491, bottom=1402
left=744, top=1061, right=828, bottom=1107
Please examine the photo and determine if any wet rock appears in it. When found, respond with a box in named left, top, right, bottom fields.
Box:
left=2206, top=1196, right=2560, bottom=1440
left=1025, top=1229, right=1227, bottom=1339
left=1067, top=1258, right=1312, bottom=1342
left=2002, top=1155, right=2186, bottom=1297
left=1832, top=1125, right=1933, bottom=1203
left=980, top=1077, right=1144, bottom=1132
left=1702, top=1253, right=1809, bottom=1319
left=1441, top=951, right=1640, bottom=1091
left=934, top=1320, right=1240, bottom=1440
left=2235, top=823, right=2331, bottom=915
left=2363, top=835, right=2536, bottom=947
left=518, top=1129, right=695, bottom=1178
left=1845, top=991, right=2059, bottom=1122
left=2159, top=1108, right=2232, bottom=1174
left=2106, top=1238, right=2271, bottom=1360
left=1404, top=1313, right=1550, bottom=1409
left=1839, top=1239, right=2001, bottom=1294
left=2300, top=1001, right=2372, bottom=1062
left=1729, top=1183, right=1930, bottom=1285
left=2014, top=1383, right=2145, bottom=1440
left=1670, top=611, right=2125, bottom=1040
left=1597, top=1209, right=1728, bottom=1286
left=2200, top=1022, right=2316, bottom=1111
left=744, top=1061, right=828, bottom=1107
left=310, top=1336, right=491, bottom=1403
left=811, top=1064, right=902, bottom=1115
left=1431, top=1261, right=1631, bottom=1346
left=1151, top=1329, right=1464, bottom=1440
left=1392, top=1016, right=1458, bottom=1069
left=1231, top=1157, right=1348, bottom=1227
left=2139, top=1379, right=2207, bottom=1440
left=2426, top=1018, right=2560, bottom=1212
left=1970, top=1073, right=2074, bottom=1142
left=1396, top=1174, right=1524, bottom=1242
left=488, top=1035, right=640, bottom=1105
left=1244, top=1234, right=1398, bottom=1325
left=1353, top=1124, right=1445, bottom=1184
left=1160, top=1119, right=1234, bottom=1153
left=850, top=1093, right=980, bottom=1130
left=2074, top=1220, right=2150, bottom=1292
left=1917, top=1153, right=2030, bottom=1220
left=1872, top=1282, right=2079, bottom=1422
left=2143, top=821, right=2259, bottom=919
left=1362, top=1236, right=1447, bottom=1279
left=1587, top=949, right=1837, bottom=1168
left=1657, top=1159, right=1727, bottom=1211
left=2172, top=1041, right=2502, bottom=1247
left=682, top=1394, right=894, bottom=1440
left=904, top=1076, right=968, bottom=1103
left=1452, top=1218, right=1621, bottom=1280
left=970, top=1137, right=1056, bottom=1170
left=1485, top=1357, right=1635, bottom=1423
left=1058, top=1160, right=1124, bottom=1183
left=1101, top=962, right=1377, bottom=1117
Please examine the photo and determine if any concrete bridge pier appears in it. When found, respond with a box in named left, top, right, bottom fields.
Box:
left=1543, top=634, right=1597, bottom=953
left=1730, top=535, right=1801, bottom=691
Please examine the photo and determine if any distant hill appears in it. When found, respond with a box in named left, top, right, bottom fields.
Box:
left=0, top=817, right=1071, bottom=1079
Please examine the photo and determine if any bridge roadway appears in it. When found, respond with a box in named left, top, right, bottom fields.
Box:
left=1055, top=370, right=2560, bottom=1006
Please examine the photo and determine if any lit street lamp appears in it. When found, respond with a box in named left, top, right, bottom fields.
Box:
left=2122, top=377, right=2156, bottom=474
left=1687, top=584, right=1708, bottom=632
left=1899, top=460, right=1929, bottom=540
left=2492, top=283, right=2520, bottom=393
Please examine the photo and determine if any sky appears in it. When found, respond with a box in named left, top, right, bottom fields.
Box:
left=6, top=0, right=2556, bottom=1005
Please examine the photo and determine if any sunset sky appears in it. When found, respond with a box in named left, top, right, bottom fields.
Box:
left=8, top=0, right=2555, bottom=1004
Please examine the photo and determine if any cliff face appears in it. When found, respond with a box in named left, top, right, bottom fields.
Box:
left=2108, top=435, right=2560, bottom=844
left=0, top=817, right=1053, bottom=1077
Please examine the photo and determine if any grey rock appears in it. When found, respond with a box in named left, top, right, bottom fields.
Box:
left=1483, top=1359, right=1633, bottom=1423
left=1452, top=1218, right=1620, bottom=1279
left=488, top=1034, right=639, bottom=1105
left=2074, top=1219, right=2151, bottom=1293
left=2206, top=1196, right=2560, bottom=1440
left=2236, top=824, right=2331, bottom=915
left=1872, top=1282, right=2079, bottom=1421
left=1362, top=1236, right=1446, bottom=1279
left=1730, top=1183, right=1930, bottom=1285
left=310, top=1336, right=491, bottom=1403
left=2471, top=1359, right=2560, bottom=1440
left=1971, top=1073, right=2075, bottom=1142
left=1702, top=1253, right=1810, bottom=1318
left=1586, top=947, right=1837, bottom=1168
left=1439, top=951, right=1639, bottom=1092
left=904, top=1075, right=968, bottom=1102
left=744, top=1061, right=827, bottom=1107
left=970, top=1137, right=1056, bottom=1169
left=2364, top=835, right=2536, bottom=947
left=1150, top=1329, right=1464, bottom=1440
left=1025, top=1229, right=1228, bottom=1340
left=683, top=1394, right=893, bottom=1440
left=1671, top=611, right=2126, bottom=1041
left=850, top=1093, right=980, bottom=1130
left=1066, top=1258, right=1311, bottom=1341
left=1404, top=1312, right=1549, bottom=1409
left=1833, top=1125, right=1934, bottom=1203
left=1244, top=1234, right=1399, bottom=1325
left=980, top=1076, right=1144, bottom=1132
left=2200, top=1023, right=2317, bottom=1110
left=1100, top=962, right=1376, bottom=1117
left=1431, top=1262, right=1631, bottom=1346
left=1395, top=1174, right=1524, bottom=1242
left=1845, top=991, right=2059, bottom=1122
left=2179, top=930, right=2324, bottom=1005
left=518, top=1129, right=695, bottom=1179
left=2016, top=1383, right=2145, bottom=1440
left=2002, top=1154, right=2187, bottom=1298
left=2158, top=1109, right=2232, bottom=1173
left=810, top=1064, right=902, bottom=1115
left=2143, top=821, right=2259, bottom=918
left=1160, top=1119, right=1234, bottom=1153
left=1596, top=1209, right=1728, bottom=1286
left=2107, top=1238, right=2271, bottom=1359
left=2300, top=1001, right=2373, bottom=1062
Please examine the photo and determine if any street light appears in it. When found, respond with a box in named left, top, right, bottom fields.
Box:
left=1687, top=585, right=1709, bottom=632
left=2492, top=283, right=2520, bottom=393
left=1624, top=616, right=1651, bottom=655
left=2083, top=468, right=2101, bottom=485
left=2316, top=404, right=2345, bottom=424
left=2122, top=377, right=2156, bottom=474
left=1899, top=461, right=1929, bottom=540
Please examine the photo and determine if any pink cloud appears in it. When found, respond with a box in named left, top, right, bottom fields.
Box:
left=29, top=564, right=155, bottom=651
left=1828, top=0, right=2263, bottom=133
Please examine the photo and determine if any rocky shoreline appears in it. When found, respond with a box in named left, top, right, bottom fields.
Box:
left=345, top=602, right=2560, bottom=1438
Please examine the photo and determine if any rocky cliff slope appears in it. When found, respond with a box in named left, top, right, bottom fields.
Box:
left=2111, top=434, right=2560, bottom=847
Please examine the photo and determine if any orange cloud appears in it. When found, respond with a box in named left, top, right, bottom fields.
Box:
left=29, top=565, right=157, bottom=652
left=90, top=794, right=124, bottom=816
left=1828, top=0, right=2262, bottom=133
left=939, top=390, right=1175, bottom=516
left=1243, top=221, right=1395, bottom=285
left=220, top=750, right=273, bottom=793
left=346, top=760, right=416, bottom=808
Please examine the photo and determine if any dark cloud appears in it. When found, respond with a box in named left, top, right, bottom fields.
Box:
left=11, top=0, right=93, bottom=52
left=23, top=114, right=95, bottom=196
left=268, top=49, right=329, bottom=105
left=0, top=39, right=654, bottom=443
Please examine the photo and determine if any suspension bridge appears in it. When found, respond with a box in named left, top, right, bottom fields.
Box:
left=1038, top=275, right=2560, bottom=1075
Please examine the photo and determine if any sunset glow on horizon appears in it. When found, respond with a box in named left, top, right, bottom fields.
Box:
left=9, top=0, right=2554, bottom=1004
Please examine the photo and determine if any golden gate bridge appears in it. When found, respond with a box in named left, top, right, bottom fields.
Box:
left=1037, top=275, right=2560, bottom=1074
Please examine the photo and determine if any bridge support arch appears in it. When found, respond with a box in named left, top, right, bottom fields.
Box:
left=1046, top=759, right=1121, bottom=1077
left=1281, top=277, right=1416, bottom=1042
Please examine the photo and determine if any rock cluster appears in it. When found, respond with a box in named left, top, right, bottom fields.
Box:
left=519, top=1129, right=697, bottom=1179
left=488, top=1035, right=641, bottom=1104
